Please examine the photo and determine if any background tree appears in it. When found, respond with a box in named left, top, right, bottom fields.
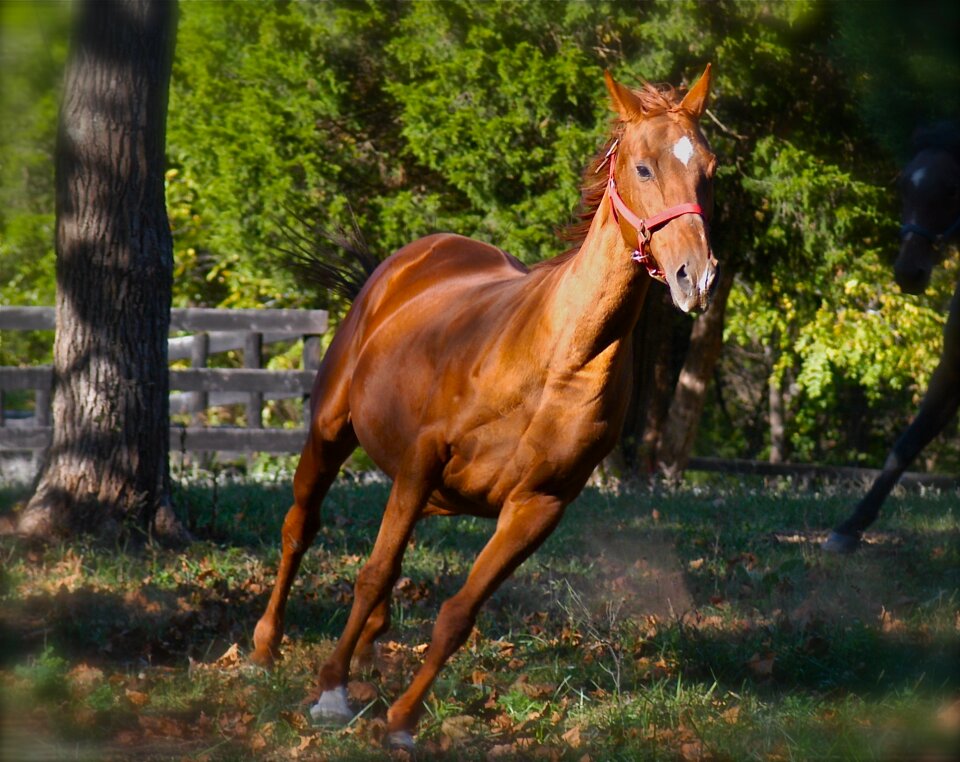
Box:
left=4, top=0, right=957, bottom=492
left=18, top=0, right=180, bottom=540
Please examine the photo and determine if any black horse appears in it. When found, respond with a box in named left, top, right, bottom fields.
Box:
left=825, top=124, right=960, bottom=553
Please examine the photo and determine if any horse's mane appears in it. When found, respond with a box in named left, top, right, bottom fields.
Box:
left=533, top=81, right=683, bottom=272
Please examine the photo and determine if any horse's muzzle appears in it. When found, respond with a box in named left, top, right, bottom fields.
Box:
left=669, top=255, right=718, bottom=313
left=894, top=238, right=936, bottom=294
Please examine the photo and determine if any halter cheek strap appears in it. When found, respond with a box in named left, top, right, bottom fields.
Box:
left=603, top=141, right=704, bottom=283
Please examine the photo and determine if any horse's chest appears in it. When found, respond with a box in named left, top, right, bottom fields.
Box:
left=441, top=362, right=628, bottom=507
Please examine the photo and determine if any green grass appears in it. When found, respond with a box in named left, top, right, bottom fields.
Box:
left=1, top=477, right=958, bottom=760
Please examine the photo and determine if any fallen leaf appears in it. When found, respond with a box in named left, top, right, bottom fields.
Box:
left=511, top=674, right=554, bottom=699
left=746, top=651, right=775, bottom=677
left=937, top=698, right=960, bottom=731
left=440, top=714, right=476, bottom=746
left=348, top=680, right=379, bottom=704
left=139, top=714, right=187, bottom=738
left=68, top=663, right=104, bottom=693
left=562, top=725, right=582, bottom=748
left=213, top=642, right=243, bottom=669
left=125, top=689, right=150, bottom=707
left=721, top=706, right=740, bottom=724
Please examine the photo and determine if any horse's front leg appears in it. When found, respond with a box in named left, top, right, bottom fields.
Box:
left=252, top=425, right=355, bottom=667
left=310, top=442, right=440, bottom=725
left=384, top=493, right=565, bottom=750
left=825, top=291, right=960, bottom=553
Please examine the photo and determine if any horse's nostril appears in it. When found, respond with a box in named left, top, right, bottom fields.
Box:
left=676, top=264, right=690, bottom=284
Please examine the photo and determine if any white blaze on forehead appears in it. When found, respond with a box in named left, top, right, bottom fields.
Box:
left=672, top=136, right=695, bottom=167
left=909, top=167, right=928, bottom=188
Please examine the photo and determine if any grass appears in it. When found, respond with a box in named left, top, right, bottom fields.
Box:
left=1, top=475, right=958, bottom=760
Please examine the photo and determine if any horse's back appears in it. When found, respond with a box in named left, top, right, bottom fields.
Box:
left=306, top=234, right=532, bottom=463
left=359, top=233, right=528, bottom=320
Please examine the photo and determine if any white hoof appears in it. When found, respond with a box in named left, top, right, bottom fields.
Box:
left=386, top=730, right=415, bottom=751
left=309, top=686, right=353, bottom=726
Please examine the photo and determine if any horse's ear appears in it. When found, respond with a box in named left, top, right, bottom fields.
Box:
left=680, top=63, right=712, bottom=119
left=604, top=71, right=645, bottom=121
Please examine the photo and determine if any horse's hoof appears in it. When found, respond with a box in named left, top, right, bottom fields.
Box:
left=309, top=686, right=353, bottom=726
left=386, top=730, right=416, bottom=752
left=822, top=530, right=860, bottom=554
left=248, top=648, right=277, bottom=670
left=240, top=660, right=270, bottom=677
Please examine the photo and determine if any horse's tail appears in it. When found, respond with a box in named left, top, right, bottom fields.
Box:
left=277, top=209, right=381, bottom=306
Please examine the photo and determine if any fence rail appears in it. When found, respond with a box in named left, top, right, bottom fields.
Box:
left=686, top=456, right=959, bottom=489
left=0, top=306, right=328, bottom=454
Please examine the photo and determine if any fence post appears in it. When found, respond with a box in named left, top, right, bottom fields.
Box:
left=245, top=331, right=263, bottom=428
left=191, top=331, right=209, bottom=426
left=302, top=335, right=321, bottom=427
left=36, top=388, right=51, bottom=427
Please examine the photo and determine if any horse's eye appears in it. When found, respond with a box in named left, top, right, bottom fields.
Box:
left=636, top=163, right=654, bottom=181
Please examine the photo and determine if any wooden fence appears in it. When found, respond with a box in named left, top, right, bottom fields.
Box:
left=0, top=306, right=328, bottom=455
left=2, top=306, right=957, bottom=489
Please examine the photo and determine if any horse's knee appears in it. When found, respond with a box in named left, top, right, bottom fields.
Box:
left=354, top=562, right=392, bottom=604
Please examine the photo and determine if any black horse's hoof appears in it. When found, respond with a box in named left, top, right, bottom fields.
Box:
left=822, top=530, right=861, bottom=554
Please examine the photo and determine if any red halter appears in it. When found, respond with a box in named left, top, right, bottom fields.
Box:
left=603, top=140, right=704, bottom=283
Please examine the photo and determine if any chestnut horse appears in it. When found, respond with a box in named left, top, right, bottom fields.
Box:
left=251, top=67, right=717, bottom=747
left=825, top=124, right=960, bottom=553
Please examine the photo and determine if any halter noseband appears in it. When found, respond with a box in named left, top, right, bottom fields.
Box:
left=602, top=139, right=705, bottom=283
left=900, top=216, right=960, bottom=247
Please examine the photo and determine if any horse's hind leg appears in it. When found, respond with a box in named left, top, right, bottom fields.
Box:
left=251, top=418, right=356, bottom=667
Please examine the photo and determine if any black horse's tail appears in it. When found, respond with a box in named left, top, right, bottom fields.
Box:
left=277, top=209, right=382, bottom=306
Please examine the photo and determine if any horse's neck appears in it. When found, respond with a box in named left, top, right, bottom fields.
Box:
left=543, top=197, right=649, bottom=367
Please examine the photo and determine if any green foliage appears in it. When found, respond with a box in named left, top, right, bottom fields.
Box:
left=723, top=135, right=955, bottom=464
left=0, top=1, right=67, bottom=367
left=2, top=0, right=957, bottom=466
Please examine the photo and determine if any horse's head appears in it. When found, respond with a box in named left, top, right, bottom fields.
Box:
left=604, top=66, right=718, bottom=312
left=895, top=144, right=960, bottom=294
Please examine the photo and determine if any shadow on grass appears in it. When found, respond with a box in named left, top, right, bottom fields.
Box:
left=1, top=478, right=958, bottom=760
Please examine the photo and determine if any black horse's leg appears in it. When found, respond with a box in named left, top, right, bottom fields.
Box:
left=824, top=285, right=960, bottom=553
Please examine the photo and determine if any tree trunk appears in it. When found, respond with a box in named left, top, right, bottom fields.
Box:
left=656, top=266, right=736, bottom=479
left=768, top=357, right=787, bottom=465
left=19, top=0, right=180, bottom=541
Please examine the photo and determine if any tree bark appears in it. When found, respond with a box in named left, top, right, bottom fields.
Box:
left=19, top=0, right=180, bottom=541
left=656, top=266, right=736, bottom=479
